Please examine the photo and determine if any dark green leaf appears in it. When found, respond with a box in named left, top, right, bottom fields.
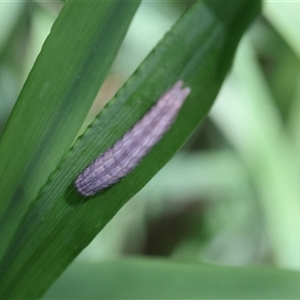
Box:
left=0, top=1, right=139, bottom=259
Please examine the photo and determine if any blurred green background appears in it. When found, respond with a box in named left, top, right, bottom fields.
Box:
left=1, top=1, right=300, bottom=298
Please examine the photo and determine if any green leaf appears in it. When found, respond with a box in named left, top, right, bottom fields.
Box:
left=0, top=1, right=260, bottom=298
left=0, top=2, right=25, bottom=53
left=264, top=2, right=300, bottom=60
left=44, top=258, right=300, bottom=299
left=0, top=1, right=140, bottom=259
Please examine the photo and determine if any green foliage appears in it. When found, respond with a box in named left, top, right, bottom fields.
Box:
left=7, top=1, right=300, bottom=299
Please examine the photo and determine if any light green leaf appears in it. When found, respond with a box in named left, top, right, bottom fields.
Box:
left=45, top=258, right=300, bottom=299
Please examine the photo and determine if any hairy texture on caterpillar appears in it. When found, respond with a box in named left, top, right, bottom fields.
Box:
left=75, top=81, right=191, bottom=196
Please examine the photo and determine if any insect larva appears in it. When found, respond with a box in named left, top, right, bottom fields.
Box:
left=75, top=80, right=191, bottom=196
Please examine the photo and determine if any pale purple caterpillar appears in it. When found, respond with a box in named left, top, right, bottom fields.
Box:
left=75, top=81, right=191, bottom=196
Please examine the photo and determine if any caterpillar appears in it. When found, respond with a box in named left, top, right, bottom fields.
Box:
left=75, top=80, right=191, bottom=196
